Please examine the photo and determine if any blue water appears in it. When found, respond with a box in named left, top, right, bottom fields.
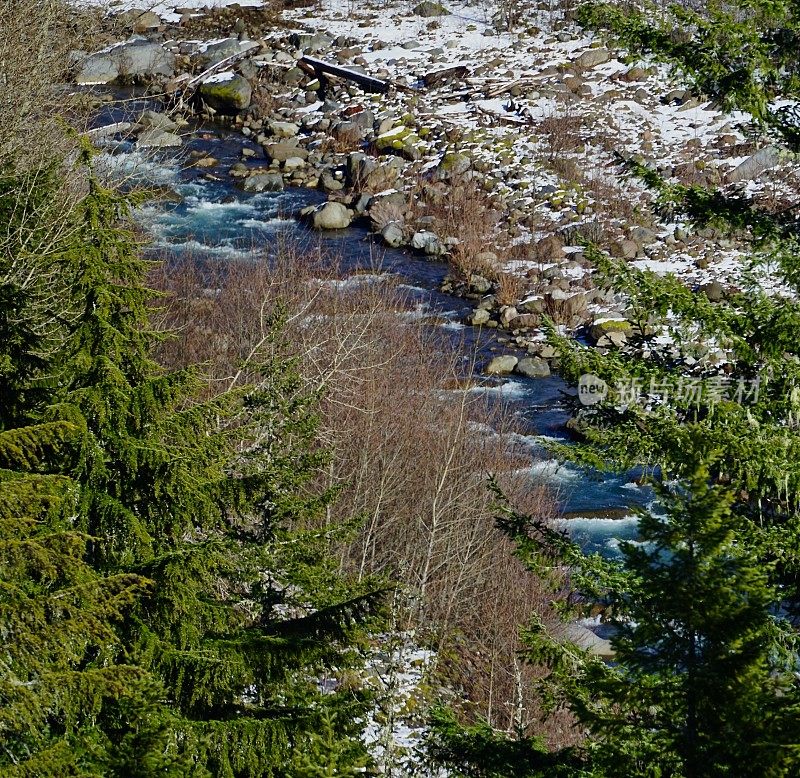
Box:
left=95, top=120, right=648, bottom=557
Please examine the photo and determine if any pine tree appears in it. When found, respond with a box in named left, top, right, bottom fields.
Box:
left=1, top=141, right=384, bottom=773
left=42, top=146, right=385, bottom=774
left=430, top=450, right=800, bottom=777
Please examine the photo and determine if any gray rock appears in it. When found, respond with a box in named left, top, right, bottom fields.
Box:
left=284, top=157, right=306, bottom=173
left=500, top=306, right=519, bottom=327
left=576, top=47, right=610, bottom=69
left=411, top=230, right=445, bottom=256
left=413, top=0, right=450, bottom=15
left=485, top=355, right=518, bottom=375
left=536, top=235, right=565, bottom=261
left=269, top=121, right=300, bottom=138
left=197, top=38, right=254, bottom=68
left=136, top=128, right=182, bottom=148
left=116, top=9, right=162, bottom=32
left=199, top=73, right=252, bottom=113
left=290, top=32, right=334, bottom=52
left=470, top=308, right=491, bottom=326
left=320, top=170, right=344, bottom=191
left=243, top=173, right=284, bottom=192
left=137, top=110, right=177, bottom=132
left=469, top=274, right=493, bottom=294
left=264, top=142, right=308, bottom=162
left=699, top=280, right=725, bottom=302
left=313, top=201, right=353, bottom=230
left=727, top=146, right=780, bottom=183
left=76, top=39, right=175, bottom=85
left=630, top=226, right=658, bottom=247
left=381, top=222, right=404, bottom=247
left=515, top=357, right=550, bottom=378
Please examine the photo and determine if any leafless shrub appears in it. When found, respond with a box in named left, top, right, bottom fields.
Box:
left=150, top=241, right=569, bottom=742
left=538, top=110, right=585, bottom=163
left=409, top=174, right=505, bottom=280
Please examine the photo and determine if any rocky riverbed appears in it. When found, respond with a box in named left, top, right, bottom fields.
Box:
left=70, top=0, right=800, bottom=384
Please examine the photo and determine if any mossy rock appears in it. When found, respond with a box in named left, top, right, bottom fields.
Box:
left=199, top=74, right=252, bottom=113
left=590, top=318, right=632, bottom=342
left=375, top=125, right=411, bottom=150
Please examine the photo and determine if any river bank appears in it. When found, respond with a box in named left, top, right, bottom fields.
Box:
left=71, top=0, right=798, bottom=383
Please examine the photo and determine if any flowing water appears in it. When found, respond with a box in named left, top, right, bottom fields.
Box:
left=95, top=105, right=649, bottom=557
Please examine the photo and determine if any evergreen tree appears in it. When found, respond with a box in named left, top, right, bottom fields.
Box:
left=430, top=453, right=800, bottom=776
left=45, top=147, right=385, bottom=774
left=1, top=143, right=385, bottom=773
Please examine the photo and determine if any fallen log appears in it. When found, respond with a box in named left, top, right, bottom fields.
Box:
left=300, top=55, right=391, bottom=94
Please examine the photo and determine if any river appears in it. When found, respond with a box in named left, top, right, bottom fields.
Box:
left=96, top=105, right=648, bottom=557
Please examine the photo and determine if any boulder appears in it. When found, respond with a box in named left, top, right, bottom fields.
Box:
left=499, top=306, right=519, bottom=328
left=470, top=308, right=491, bottom=326
left=243, top=173, right=284, bottom=192
left=727, top=146, right=780, bottom=183
left=413, top=1, right=451, bottom=16
left=313, top=202, right=353, bottom=230
left=699, top=280, right=725, bottom=302
left=437, top=152, right=472, bottom=179
left=76, top=39, right=175, bottom=85
left=290, top=32, right=334, bottom=52
left=137, top=110, right=178, bottom=132
left=515, top=357, right=551, bottom=378
left=411, top=230, right=445, bottom=256
left=264, top=142, right=308, bottom=162
left=199, top=73, right=252, bottom=113
left=536, top=235, right=565, bottom=261
left=375, top=125, right=411, bottom=151
left=136, top=129, right=182, bottom=148
left=485, top=355, right=518, bottom=375
left=576, top=48, right=611, bottom=69
left=196, top=38, right=254, bottom=68
left=116, top=9, right=162, bottom=33
left=381, top=222, right=404, bottom=247
left=269, top=120, right=300, bottom=138
left=469, top=274, right=493, bottom=294
left=589, top=318, right=632, bottom=342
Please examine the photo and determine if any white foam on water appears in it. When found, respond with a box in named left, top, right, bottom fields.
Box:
left=96, top=150, right=178, bottom=187
left=468, top=379, right=529, bottom=399
left=149, top=237, right=258, bottom=260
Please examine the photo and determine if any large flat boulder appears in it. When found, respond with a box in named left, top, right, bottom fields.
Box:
left=76, top=39, right=175, bottom=85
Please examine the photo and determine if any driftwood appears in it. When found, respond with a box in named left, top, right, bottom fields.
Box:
left=300, top=55, right=391, bottom=94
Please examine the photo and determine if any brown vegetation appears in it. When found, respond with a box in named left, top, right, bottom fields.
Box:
left=150, top=242, right=571, bottom=740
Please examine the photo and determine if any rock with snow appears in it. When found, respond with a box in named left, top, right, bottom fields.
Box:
left=727, top=146, right=781, bottom=183
left=76, top=39, right=175, bottom=85
left=199, top=72, right=252, bottom=113
left=313, top=201, right=353, bottom=230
